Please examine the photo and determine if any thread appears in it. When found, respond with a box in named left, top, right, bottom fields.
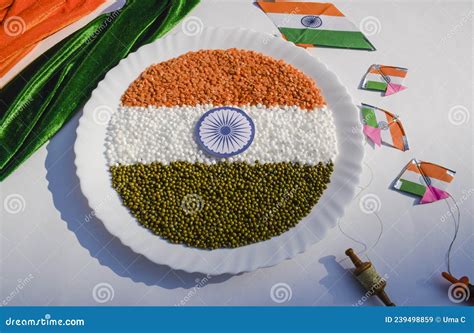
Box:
left=356, top=265, right=385, bottom=291
left=337, top=160, right=383, bottom=262
left=371, top=211, right=384, bottom=251
left=444, top=194, right=461, bottom=276
left=414, top=160, right=462, bottom=276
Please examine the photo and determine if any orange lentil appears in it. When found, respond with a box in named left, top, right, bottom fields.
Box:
left=121, top=48, right=325, bottom=110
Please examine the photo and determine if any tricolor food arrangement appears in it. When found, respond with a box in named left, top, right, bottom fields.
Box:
left=105, top=49, right=338, bottom=249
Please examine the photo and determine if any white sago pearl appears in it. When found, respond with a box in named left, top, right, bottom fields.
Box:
left=105, top=104, right=337, bottom=166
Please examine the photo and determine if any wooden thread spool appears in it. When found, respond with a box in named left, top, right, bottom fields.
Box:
left=345, top=248, right=395, bottom=306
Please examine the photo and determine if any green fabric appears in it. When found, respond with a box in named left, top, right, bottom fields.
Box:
left=365, top=80, right=387, bottom=91
left=0, top=0, right=200, bottom=181
left=398, top=179, right=426, bottom=197
left=0, top=18, right=107, bottom=167
left=279, top=28, right=375, bottom=51
left=361, top=107, right=378, bottom=128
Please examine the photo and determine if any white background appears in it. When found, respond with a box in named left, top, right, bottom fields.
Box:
left=1, top=0, right=472, bottom=306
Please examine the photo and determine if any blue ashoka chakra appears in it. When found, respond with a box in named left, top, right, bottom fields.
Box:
left=195, top=107, right=255, bottom=158
left=377, top=121, right=389, bottom=130
left=301, top=15, right=323, bottom=28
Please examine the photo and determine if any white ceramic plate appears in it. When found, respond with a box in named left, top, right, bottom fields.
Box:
left=75, top=27, right=364, bottom=275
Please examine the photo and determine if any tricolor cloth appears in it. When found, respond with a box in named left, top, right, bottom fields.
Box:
left=257, top=1, right=375, bottom=50
left=362, top=64, right=408, bottom=96
left=361, top=103, right=409, bottom=151
left=0, top=0, right=201, bottom=181
left=105, top=49, right=338, bottom=248
left=394, top=159, right=455, bottom=204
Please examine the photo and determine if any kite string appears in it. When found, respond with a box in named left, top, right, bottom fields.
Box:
left=415, top=160, right=461, bottom=275
left=337, top=159, right=384, bottom=263
left=444, top=194, right=461, bottom=276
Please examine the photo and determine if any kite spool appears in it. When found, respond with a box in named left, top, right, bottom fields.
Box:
left=345, top=248, right=395, bottom=306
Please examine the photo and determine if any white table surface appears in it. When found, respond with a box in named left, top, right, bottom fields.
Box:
left=1, top=0, right=472, bottom=306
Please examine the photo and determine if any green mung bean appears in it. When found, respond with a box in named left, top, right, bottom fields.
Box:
left=111, top=161, right=333, bottom=249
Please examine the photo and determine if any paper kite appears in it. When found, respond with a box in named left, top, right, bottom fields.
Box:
left=257, top=2, right=375, bottom=50
left=394, top=159, right=455, bottom=204
left=362, top=64, right=408, bottom=96
left=361, top=103, right=409, bottom=151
